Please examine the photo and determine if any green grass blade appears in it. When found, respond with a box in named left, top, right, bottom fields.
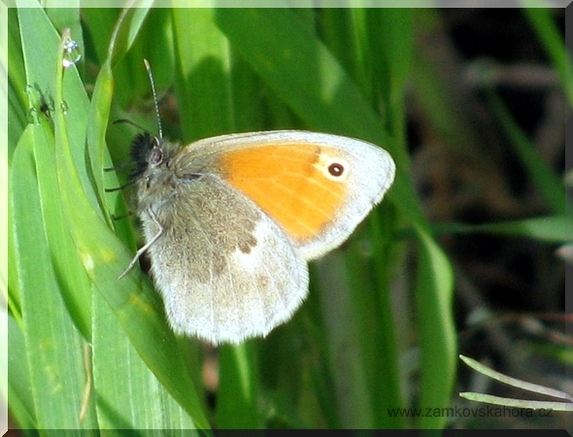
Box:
left=354, top=207, right=405, bottom=428
left=8, top=316, right=37, bottom=430
left=431, top=215, right=573, bottom=243
left=214, top=8, right=392, bottom=145
left=7, top=8, right=28, bottom=161
left=521, top=6, right=573, bottom=107
left=460, top=392, right=573, bottom=412
left=11, top=8, right=98, bottom=429
left=313, top=253, right=376, bottom=428
left=487, top=90, right=566, bottom=214
left=17, top=3, right=93, bottom=339
left=217, top=344, right=261, bottom=428
left=414, top=227, right=456, bottom=428
left=10, top=127, right=97, bottom=429
left=92, top=290, right=197, bottom=430
left=171, top=8, right=234, bottom=141
left=460, top=355, right=573, bottom=401
left=51, top=23, right=211, bottom=431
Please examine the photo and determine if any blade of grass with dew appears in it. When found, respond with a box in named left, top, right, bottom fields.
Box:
left=45, top=6, right=84, bottom=76
left=216, top=8, right=456, bottom=429
left=18, top=6, right=93, bottom=340
left=51, top=11, right=210, bottom=429
left=13, top=9, right=98, bottom=428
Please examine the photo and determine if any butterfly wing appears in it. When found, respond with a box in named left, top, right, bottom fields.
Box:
left=138, top=172, right=308, bottom=344
left=177, top=130, right=396, bottom=260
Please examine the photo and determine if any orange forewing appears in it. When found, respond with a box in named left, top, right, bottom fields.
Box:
left=217, top=143, right=347, bottom=243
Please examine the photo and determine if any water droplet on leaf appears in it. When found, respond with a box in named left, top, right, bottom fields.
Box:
left=62, top=38, right=81, bottom=68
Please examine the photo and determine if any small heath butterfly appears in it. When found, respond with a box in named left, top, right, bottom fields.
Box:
left=119, top=65, right=395, bottom=345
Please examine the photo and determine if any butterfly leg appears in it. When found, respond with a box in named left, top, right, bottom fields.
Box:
left=118, top=209, right=164, bottom=279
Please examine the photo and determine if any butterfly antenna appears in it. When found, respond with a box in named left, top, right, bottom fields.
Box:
left=143, top=58, right=163, bottom=139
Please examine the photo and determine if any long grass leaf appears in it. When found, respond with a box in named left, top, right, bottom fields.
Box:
left=11, top=126, right=97, bottom=429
